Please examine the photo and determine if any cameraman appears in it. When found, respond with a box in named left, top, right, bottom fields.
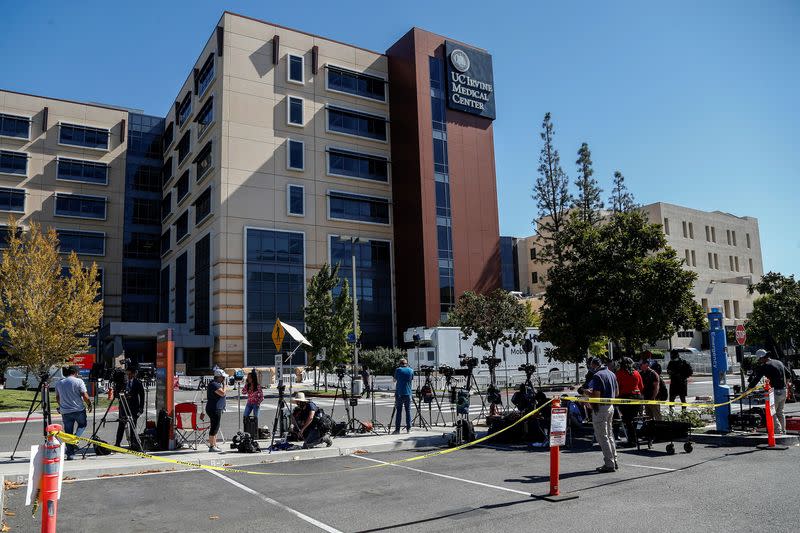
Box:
left=206, top=369, right=227, bottom=452
left=114, top=366, right=145, bottom=449
left=392, top=359, right=414, bottom=434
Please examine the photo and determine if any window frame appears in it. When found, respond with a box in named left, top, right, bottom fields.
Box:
left=174, top=170, right=191, bottom=205
left=287, top=54, right=304, bottom=85
left=194, top=140, right=213, bottom=183
left=326, top=147, right=390, bottom=183
left=55, top=228, right=106, bottom=256
left=325, top=105, right=388, bottom=143
left=56, top=156, right=109, bottom=186
left=0, top=150, right=29, bottom=177
left=53, top=192, right=108, bottom=221
left=197, top=53, right=216, bottom=97
left=176, top=130, right=192, bottom=166
left=287, top=184, right=305, bottom=217
left=0, top=187, right=26, bottom=213
left=325, top=64, right=387, bottom=103
left=287, top=96, right=304, bottom=127
left=195, top=95, right=215, bottom=140
left=57, top=122, right=110, bottom=151
left=177, top=91, right=193, bottom=129
left=327, top=189, right=391, bottom=226
left=287, top=139, right=304, bottom=171
left=174, top=210, right=190, bottom=243
left=194, top=186, right=213, bottom=226
left=0, top=113, right=32, bottom=141
left=160, top=229, right=171, bottom=257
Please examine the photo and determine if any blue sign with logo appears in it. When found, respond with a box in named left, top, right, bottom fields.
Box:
left=445, top=41, right=496, bottom=120
left=708, top=308, right=731, bottom=432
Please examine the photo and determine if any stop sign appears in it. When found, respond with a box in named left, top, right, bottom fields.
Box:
left=735, top=324, right=746, bottom=346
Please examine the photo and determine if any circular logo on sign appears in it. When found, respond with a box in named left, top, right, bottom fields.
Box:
left=450, top=49, right=470, bottom=73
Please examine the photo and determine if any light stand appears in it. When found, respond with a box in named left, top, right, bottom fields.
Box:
left=10, top=368, right=57, bottom=460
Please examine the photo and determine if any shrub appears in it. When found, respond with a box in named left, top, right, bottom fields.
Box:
left=358, top=347, right=406, bottom=375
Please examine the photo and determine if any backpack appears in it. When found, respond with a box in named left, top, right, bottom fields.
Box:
left=657, top=375, right=668, bottom=401
left=314, top=407, right=334, bottom=434
left=449, top=418, right=475, bottom=447
left=682, top=360, right=694, bottom=378
left=231, top=431, right=261, bottom=453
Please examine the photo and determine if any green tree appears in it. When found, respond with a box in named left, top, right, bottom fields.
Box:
left=573, top=142, right=603, bottom=225
left=608, top=170, right=636, bottom=213
left=0, top=219, right=103, bottom=373
left=747, top=272, right=800, bottom=355
left=533, top=112, right=572, bottom=264
left=523, top=300, right=541, bottom=327
left=303, top=263, right=355, bottom=371
left=358, top=347, right=407, bottom=376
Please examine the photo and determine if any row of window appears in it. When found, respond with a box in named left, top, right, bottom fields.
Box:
left=1, top=112, right=111, bottom=150
left=283, top=184, right=389, bottom=225
left=0, top=225, right=104, bottom=258
left=0, top=150, right=111, bottom=185
left=0, top=187, right=109, bottom=220
left=701, top=298, right=744, bottom=320
left=161, top=187, right=212, bottom=256
left=158, top=232, right=210, bottom=331
left=283, top=140, right=389, bottom=182
left=284, top=52, right=387, bottom=103
left=697, top=250, right=755, bottom=273
left=665, top=218, right=752, bottom=249
left=0, top=113, right=31, bottom=139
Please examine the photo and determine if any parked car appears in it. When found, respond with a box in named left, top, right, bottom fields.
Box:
left=3, top=367, right=65, bottom=390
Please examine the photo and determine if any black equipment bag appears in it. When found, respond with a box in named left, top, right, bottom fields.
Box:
left=314, top=407, right=335, bottom=434
left=231, top=431, right=261, bottom=453
left=93, top=438, right=112, bottom=456
left=457, top=418, right=475, bottom=443
left=657, top=375, right=669, bottom=401
left=156, top=409, right=171, bottom=451
left=331, top=422, right=347, bottom=437
left=244, top=415, right=259, bottom=439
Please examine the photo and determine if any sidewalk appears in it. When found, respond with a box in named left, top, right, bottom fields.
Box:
left=0, top=428, right=448, bottom=481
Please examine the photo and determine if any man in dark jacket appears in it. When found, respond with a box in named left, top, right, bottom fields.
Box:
left=748, top=349, right=789, bottom=434
left=666, top=351, right=693, bottom=411
left=115, top=367, right=145, bottom=449
left=639, top=359, right=661, bottom=420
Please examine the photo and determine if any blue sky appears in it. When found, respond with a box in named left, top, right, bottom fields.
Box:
left=2, top=1, right=798, bottom=276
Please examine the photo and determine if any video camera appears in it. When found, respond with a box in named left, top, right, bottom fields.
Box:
left=419, top=364, right=435, bottom=376
left=335, top=363, right=347, bottom=379
left=481, top=356, right=501, bottom=368
left=518, top=363, right=537, bottom=378
left=229, top=369, right=245, bottom=386
left=438, top=365, right=455, bottom=380
left=458, top=354, right=478, bottom=370
left=137, top=363, right=155, bottom=382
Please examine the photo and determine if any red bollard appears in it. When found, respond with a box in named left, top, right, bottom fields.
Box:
left=764, top=380, right=776, bottom=448
left=41, top=424, right=63, bottom=533
left=542, top=399, right=578, bottom=502
left=549, top=398, right=561, bottom=496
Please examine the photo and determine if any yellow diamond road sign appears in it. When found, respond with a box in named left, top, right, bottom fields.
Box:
left=272, top=319, right=285, bottom=351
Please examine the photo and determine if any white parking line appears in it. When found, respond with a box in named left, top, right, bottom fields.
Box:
left=351, top=455, right=533, bottom=497
left=622, top=463, right=677, bottom=471
left=206, top=470, right=342, bottom=532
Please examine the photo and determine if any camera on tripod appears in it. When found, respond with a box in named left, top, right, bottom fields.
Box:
left=458, top=355, right=478, bottom=369
left=439, top=365, right=455, bottom=380
left=335, top=363, right=347, bottom=379
left=481, top=356, right=501, bottom=368
left=518, top=363, right=537, bottom=376
left=419, top=364, right=435, bottom=376
left=137, top=363, right=155, bottom=382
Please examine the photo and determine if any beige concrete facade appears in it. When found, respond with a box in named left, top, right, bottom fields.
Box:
left=0, top=90, right=128, bottom=324
left=161, top=13, right=395, bottom=367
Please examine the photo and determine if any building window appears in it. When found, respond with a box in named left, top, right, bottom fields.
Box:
left=160, top=229, right=171, bottom=256
left=0, top=187, right=25, bottom=212
left=287, top=139, right=304, bottom=171
left=688, top=222, right=694, bottom=239
left=723, top=300, right=731, bottom=318
left=530, top=248, right=537, bottom=261
left=0, top=113, right=30, bottom=139
left=708, top=252, right=713, bottom=269
left=59, top=123, right=109, bottom=150
left=749, top=258, right=754, bottom=273
left=714, top=253, right=719, bottom=270
left=726, top=229, right=732, bottom=246
left=196, top=96, right=214, bottom=137
left=175, top=252, right=187, bottom=323
left=0, top=150, right=27, bottom=176
left=176, top=131, right=191, bottom=165
left=287, top=185, right=304, bottom=216
left=159, top=266, right=170, bottom=321
left=57, top=229, right=105, bottom=256
left=246, top=229, right=305, bottom=365
left=124, top=232, right=159, bottom=259
left=663, top=218, right=670, bottom=235
left=691, top=250, right=696, bottom=267
left=287, top=54, right=304, bottom=84
left=177, top=92, right=192, bottom=127
left=326, top=66, right=386, bottom=102
left=287, top=96, right=303, bottom=126
left=56, top=158, right=109, bottom=185
left=532, top=272, right=539, bottom=284
left=330, top=237, right=393, bottom=348
left=329, top=191, right=389, bottom=224
left=732, top=231, right=737, bottom=247
left=0, top=225, right=21, bottom=248
left=132, top=198, right=160, bottom=225
left=197, top=54, right=215, bottom=96
left=175, top=170, right=190, bottom=204
left=734, top=256, right=740, bottom=272
left=733, top=300, right=741, bottom=319
left=701, top=298, right=709, bottom=312
left=194, top=140, right=213, bottom=181
left=55, top=193, right=106, bottom=220
left=327, top=106, right=387, bottom=141
left=122, top=267, right=159, bottom=296
left=327, top=148, right=388, bottom=182
left=711, top=227, right=716, bottom=242
left=162, top=157, right=174, bottom=187
left=195, top=234, right=211, bottom=335
left=175, top=210, right=189, bottom=242
left=729, top=255, right=734, bottom=271
left=705, top=225, right=710, bottom=242
left=682, top=221, right=688, bottom=238
left=746, top=233, right=751, bottom=248
left=685, top=249, right=691, bottom=265
left=194, top=187, right=212, bottom=224
left=161, top=192, right=172, bottom=222
left=162, top=122, right=174, bottom=153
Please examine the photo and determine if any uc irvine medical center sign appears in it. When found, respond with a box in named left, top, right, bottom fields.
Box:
left=445, top=41, right=496, bottom=120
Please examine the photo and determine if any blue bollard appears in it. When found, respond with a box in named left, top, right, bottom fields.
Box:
left=708, top=308, right=731, bottom=432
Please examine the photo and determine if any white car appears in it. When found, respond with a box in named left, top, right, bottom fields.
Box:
left=3, top=367, right=65, bottom=390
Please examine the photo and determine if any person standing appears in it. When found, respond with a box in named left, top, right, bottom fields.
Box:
left=748, top=349, right=790, bottom=434
left=360, top=365, right=372, bottom=399
left=667, top=350, right=693, bottom=410
left=206, top=368, right=227, bottom=452
left=115, top=367, right=144, bottom=449
left=584, top=357, right=619, bottom=473
left=242, top=370, right=263, bottom=419
left=54, top=366, right=93, bottom=460
left=615, top=357, right=643, bottom=447
left=639, top=359, right=662, bottom=420
left=392, top=359, right=414, bottom=434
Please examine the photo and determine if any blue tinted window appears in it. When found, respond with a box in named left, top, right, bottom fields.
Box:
left=195, top=141, right=213, bottom=181
left=0, top=225, right=21, bottom=248
left=131, top=165, right=160, bottom=191
left=57, top=158, right=107, bottom=184
left=327, top=67, right=385, bottom=101
left=0, top=114, right=30, bottom=139
left=124, top=232, right=159, bottom=259
left=197, top=55, right=215, bottom=96
left=57, top=230, right=105, bottom=255
left=177, top=93, right=192, bottom=127
left=196, top=97, right=213, bottom=136
left=132, top=198, right=160, bottom=225
left=55, top=194, right=106, bottom=219
left=160, top=230, right=170, bottom=256
left=194, top=187, right=212, bottom=224
left=175, top=210, right=189, bottom=241
left=175, top=170, right=190, bottom=203
left=246, top=229, right=305, bottom=365
left=329, top=192, right=389, bottom=224
left=0, top=151, right=27, bottom=175
left=162, top=122, right=174, bottom=153
left=288, top=185, right=303, bottom=216
left=288, top=55, right=303, bottom=83
left=161, top=192, right=172, bottom=222
left=288, top=97, right=303, bottom=125
left=159, top=266, right=170, bottom=320
left=176, top=131, right=191, bottom=164
left=287, top=140, right=304, bottom=170
left=162, top=157, right=173, bottom=187
left=328, top=149, right=388, bottom=182
left=327, top=108, right=387, bottom=141
left=175, top=252, right=187, bottom=323
left=59, top=124, right=109, bottom=150
left=195, top=234, right=211, bottom=335
left=0, top=187, right=25, bottom=212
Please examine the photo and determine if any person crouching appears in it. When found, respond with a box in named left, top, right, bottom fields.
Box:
left=292, top=392, right=333, bottom=449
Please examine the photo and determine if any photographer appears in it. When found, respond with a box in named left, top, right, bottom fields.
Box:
left=292, top=392, right=332, bottom=448
left=206, top=369, right=227, bottom=452
left=114, top=366, right=145, bottom=449
left=392, top=359, right=414, bottom=434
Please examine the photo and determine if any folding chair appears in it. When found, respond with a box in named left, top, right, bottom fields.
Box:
left=174, top=402, right=209, bottom=450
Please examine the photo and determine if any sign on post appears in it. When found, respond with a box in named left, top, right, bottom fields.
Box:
left=549, top=407, right=567, bottom=447
left=316, top=347, right=327, bottom=362
left=70, top=353, right=95, bottom=379
left=735, top=324, right=746, bottom=346
left=272, top=319, right=285, bottom=351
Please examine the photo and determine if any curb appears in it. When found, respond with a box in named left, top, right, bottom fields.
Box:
left=690, top=431, right=800, bottom=447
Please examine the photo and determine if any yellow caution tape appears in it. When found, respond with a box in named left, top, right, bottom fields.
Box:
left=52, top=399, right=554, bottom=477
left=562, top=384, right=763, bottom=408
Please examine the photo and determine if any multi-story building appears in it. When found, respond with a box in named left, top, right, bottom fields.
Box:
left=1, top=12, right=503, bottom=371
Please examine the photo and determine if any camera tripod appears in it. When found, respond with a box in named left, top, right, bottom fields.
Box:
left=9, top=370, right=57, bottom=460
left=464, top=368, right=488, bottom=423
left=417, top=370, right=447, bottom=427
left=364, top=375, right=387, bottom=433
left=268, top=383, right=291, bottom=453
left=81, top=387, right=142, bottom=458
left=331, top=372, right=372, bottom=434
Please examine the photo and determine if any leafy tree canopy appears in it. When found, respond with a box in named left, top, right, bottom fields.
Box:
left=303, top=263, right=355, bottom=370
left=448, top=289, right=529, bottom=357
left=747, top=272, right=800, bottom=354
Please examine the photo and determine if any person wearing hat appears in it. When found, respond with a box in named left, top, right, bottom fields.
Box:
left=291, top=392, right=332, bottom=448
left=584, top=357, right=619, bottom=472
left=55, top=365, right=93, bottom=460
left=748, top=349, right=789, bottom=434
left=206, top=368, right=227, bottom=452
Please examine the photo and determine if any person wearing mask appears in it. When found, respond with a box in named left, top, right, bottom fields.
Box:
left=292, top=392, right=332, bottom=448
left=114, top=366, right=144, bottom=449
left=615, top=357, right=643, bottom=447
left=392, top=359, right=414, bottom=434
left=55, top=366, right=93, bottom=460
left=360, top=364, right=372, bottom=399
left=584, top=357, right=619, bottom=473
left=667, top=350, right=693, bottom=411
left=206, top=368, right=227, bottom=452
left=242, top=370, right=263, bottom=420
left=748, top=349, right=790, bottom=434
left=639, top=359, right=662, bottom=420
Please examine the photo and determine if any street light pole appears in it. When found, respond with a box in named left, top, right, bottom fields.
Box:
left=351, top=240, right=359, bottom=375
